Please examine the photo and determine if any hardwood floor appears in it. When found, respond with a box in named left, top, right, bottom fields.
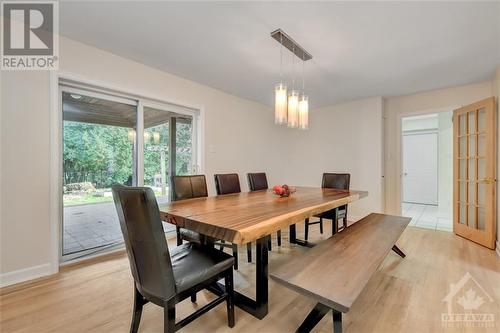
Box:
left=1, top=221, right=499, bottom=333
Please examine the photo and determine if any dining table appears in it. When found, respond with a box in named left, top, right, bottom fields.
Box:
left=159, top=186, right=368, bottom=319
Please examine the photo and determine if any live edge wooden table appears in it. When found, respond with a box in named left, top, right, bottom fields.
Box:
left=159, top=186, right=368, bottom=319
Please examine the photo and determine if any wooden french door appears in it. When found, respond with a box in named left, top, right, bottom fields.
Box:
left=453, top=97, right=496, bottom=249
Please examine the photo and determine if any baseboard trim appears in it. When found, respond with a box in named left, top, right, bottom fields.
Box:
left=496, top=241, right=500, bottom=257
left=0, top=263, right=55, bottom=288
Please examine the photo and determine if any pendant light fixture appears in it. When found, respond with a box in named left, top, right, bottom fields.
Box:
left=271, top=29, right=312, bottom=130
left=274, top=34, right=287, bottom=125
left=287, top=44, right=299, bottom=128
left=298, top=54, right=309, bottom=130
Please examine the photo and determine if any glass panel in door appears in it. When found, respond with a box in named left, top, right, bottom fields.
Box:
left=175, top=116, right=194, bottom=176
left=143, top=107, right=170, bottom=205
left=62, top=91, right=136, bottom=257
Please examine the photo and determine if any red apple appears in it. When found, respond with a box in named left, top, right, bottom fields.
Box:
left=273, top=185, right=283, bottom=195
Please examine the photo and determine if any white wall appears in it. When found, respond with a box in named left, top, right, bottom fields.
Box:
left=437, top=111, right=453, bottom=219
left=384, top=81, right=493, bottom=215
left=277, top=97, right=385, bottom=220
left=1, top=71, right=54, bottom=281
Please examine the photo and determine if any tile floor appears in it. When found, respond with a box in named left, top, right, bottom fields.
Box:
left=63, top=197, right=174, bottom=256
left=401, top=202, right=453, bottom=232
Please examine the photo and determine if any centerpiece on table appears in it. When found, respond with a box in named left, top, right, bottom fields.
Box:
left=272, top=184, right=296, bottom=198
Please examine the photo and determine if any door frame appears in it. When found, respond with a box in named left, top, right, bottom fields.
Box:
left=49, top=72, right=205, bottom=268
left=396, top=107, right=456, bottom=214
left=402, top=129, right=439, bottom=205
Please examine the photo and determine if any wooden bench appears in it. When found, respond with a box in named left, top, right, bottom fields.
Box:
left=270, top=213, right=410, bottom=332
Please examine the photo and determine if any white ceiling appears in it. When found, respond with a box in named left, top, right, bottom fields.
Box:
left=59, top=1, right=500, bottom=109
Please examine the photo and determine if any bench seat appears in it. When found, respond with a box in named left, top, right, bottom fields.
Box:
left=270, top=213, right=410, bottom=332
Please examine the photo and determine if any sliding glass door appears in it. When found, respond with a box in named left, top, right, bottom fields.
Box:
left=61, top=84, right=199, bottom=260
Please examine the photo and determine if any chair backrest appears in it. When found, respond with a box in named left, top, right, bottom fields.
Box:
left=112, top=185, right=176, bottom=301
left=322, top=173, right=350, bottom=190
left=172, top=175, right=208, bottom=201
left=214, top=173, right=241, bottom=195
left=247, top=172, right=269, bottom=191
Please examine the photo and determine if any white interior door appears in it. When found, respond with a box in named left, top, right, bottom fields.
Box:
left=403, top=132, right=438, bottom=205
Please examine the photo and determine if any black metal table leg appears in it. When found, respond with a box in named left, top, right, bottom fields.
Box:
left=296, top=303, right=331, bottom=333
left=330, top=207, right=339, bottom=235
left=254, top=236, right=269, bottom=318
left=207, top=236, right=269, bottom=319
left=290, top=224, right=297, bottom=243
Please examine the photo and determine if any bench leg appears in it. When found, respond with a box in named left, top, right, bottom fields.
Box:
left=332, top=309, right=342, bottom=333
left=296, top=303, right=331, bottom=333
left=392, top=245, right=406, bottom=258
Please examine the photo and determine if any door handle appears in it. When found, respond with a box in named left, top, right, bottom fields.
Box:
left=480, top=178, right=497, bottom=184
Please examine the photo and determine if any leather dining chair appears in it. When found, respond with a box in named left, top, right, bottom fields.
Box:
left=214, top=173, right=249, bottom=269
left=173, top=175, right=239, bottom=271
left=247, top=172, right=282, bottom=252
left=172, top=175, right=210, bottom=246
left=112, top=185, right=235, bottom=333
left=304, top=173, right=350, bottom=240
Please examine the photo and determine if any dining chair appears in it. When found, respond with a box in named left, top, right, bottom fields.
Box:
left=304, top=173, right=350, bottom=240
left=214, top=173, right=250, bottom=268
left=112, top=185, right=235, bottom=333
left=173, top=174, right=239, bottom=271
left=172, top=175, right=210, bottom=246
left=247, top=172, right=282, bottom=252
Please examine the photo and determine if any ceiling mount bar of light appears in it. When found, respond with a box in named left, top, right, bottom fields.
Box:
left=270, top=29, right=313, bottom=62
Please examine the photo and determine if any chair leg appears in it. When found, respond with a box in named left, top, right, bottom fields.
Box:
left=163, top=301, right=176, bottom=333
left=232, top=244, right=239, bottom=270
left=247, top=243, right=252, bottom=262
left=130, top=285, right=144, bottom=333
left=225, top=271, right=235, bottom=328
left=392, top=245, right=406, bottom=258
left=304, top=218, right=309, bottom=241
left=268, top=235, right=272, bottom=251
left=277, top=230, right=282, bottom=246
left=176, top=226, right=182, bottom=246
left=190, top=293, right=197, bottom=303
left=319, top=218, right=323, bottom=234
left=220, top=239, right=225, bottom=251
left=343, top=217, right=347, bottom=230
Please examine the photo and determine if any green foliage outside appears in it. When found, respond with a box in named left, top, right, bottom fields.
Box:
left=63, top=120, right=192, bottom=205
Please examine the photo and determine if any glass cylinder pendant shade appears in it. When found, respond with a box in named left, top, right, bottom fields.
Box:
left=298, top=95, right=309, bottom=130
left=274, top=83, right=288, bottom=125
left=287, top=90, right=299, bottom=128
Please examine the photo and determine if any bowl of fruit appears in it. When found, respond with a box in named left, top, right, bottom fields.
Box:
left=272, top=184, right=296, bottom=198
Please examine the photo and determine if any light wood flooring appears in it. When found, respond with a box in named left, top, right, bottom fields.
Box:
left=1, top=220, right=499, bottom=333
